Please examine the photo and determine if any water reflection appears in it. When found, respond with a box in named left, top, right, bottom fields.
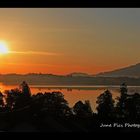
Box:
left=1, top=83, right=140, bottom=111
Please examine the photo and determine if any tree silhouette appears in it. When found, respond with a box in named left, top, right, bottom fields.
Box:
left=13, top=81, right=32, bottom=109
left=4, top=82, right=32, bottom=110
left=0, top=92, right=4, bottom=111
left=73, top=100, right=93, bottom=118
left=1, top=81, right=140, bottom=132
left=120, top=83, right=128, bottom=96
left=124, top=93, right=140, bottom=120
left=19, top=81, right=31, bottom=97
left=40, top=92, right=72, bottom=117
left=96, top=90, right=115, bottom=119
left=116, top=83, right=128, bottom=118
left=4, top=88, right=21, bottom=110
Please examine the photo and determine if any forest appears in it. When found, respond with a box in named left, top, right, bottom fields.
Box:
left=0, top=81, right=139, bottom=132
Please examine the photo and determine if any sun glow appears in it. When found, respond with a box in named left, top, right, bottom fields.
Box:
left=0, top=41, right=9, bottom=54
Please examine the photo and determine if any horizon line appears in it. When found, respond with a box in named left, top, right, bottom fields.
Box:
left=0, top=62, right=139, bottom=76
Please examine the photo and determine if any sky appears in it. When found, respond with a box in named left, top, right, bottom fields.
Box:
left=0, top=8, right=140, bottom=75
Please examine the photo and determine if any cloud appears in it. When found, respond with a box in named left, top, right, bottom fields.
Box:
left=2, top=62, right=57, bottom=67
left=9, top=51, right=61, bottom=56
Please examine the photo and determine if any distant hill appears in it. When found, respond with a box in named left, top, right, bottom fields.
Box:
left=1, top=73, right=140, bottom=86
left=96, top=63, right=140, bottom=78
left=67, top=72, right=91, bottom=77
left=1, top=63, right=140, bottom=85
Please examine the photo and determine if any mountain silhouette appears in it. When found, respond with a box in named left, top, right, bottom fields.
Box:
left=67, top=72, right=91, bottom=77
left=96, top=63, right=140, bottom=78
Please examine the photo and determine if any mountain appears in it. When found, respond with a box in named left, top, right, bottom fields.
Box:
left=96, top=63, right=140, bottom=78
left=1, top=73, right=140, bottom=86
left=1, top=63, right=140, bottom=85
left=67, top=72, right=91, bottom=77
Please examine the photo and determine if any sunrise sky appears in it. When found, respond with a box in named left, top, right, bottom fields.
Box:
left=0, top=8, right=140, bottom=75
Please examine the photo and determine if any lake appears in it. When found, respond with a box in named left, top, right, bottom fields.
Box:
left=1, top=83, right=140, bottom=112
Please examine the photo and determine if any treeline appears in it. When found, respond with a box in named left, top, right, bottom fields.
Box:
left=0, top=82, right=140, bottom=132
left=1, top=74, right=140, bottom=85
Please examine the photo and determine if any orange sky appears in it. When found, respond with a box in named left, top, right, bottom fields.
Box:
left=0, top=8, right=140, bottom=75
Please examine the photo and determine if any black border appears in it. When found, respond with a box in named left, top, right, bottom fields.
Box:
left=0, top=0, right=140, bottom=7
left=0, top=0, right=140, bottom=137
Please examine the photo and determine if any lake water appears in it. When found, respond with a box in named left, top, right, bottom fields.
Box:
left=1, top=83, right=140, bottom=111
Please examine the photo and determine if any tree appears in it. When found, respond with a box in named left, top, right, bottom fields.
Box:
left=0, top=92, right=4, bottom=111
left=120, top=83, right=128, bottom=97
left=116, top=83, right=128, bottom=118
left=41, top=92, right=72, bottom=117
left=96, top=90, right=115, bottom=119
left=4, top=88, right=22, bottom=110
left=124, top=93, right=140, bottom=120
left=5, top=82, right=32, bottom=110
left=19, top=81, right=31, bottom=97
left=73, top=100, right=93, bottom=118
left=13, top=81, right=32, bottom=109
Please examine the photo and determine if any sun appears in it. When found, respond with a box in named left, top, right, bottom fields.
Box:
left=0, top=41, right=9, bottom=54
